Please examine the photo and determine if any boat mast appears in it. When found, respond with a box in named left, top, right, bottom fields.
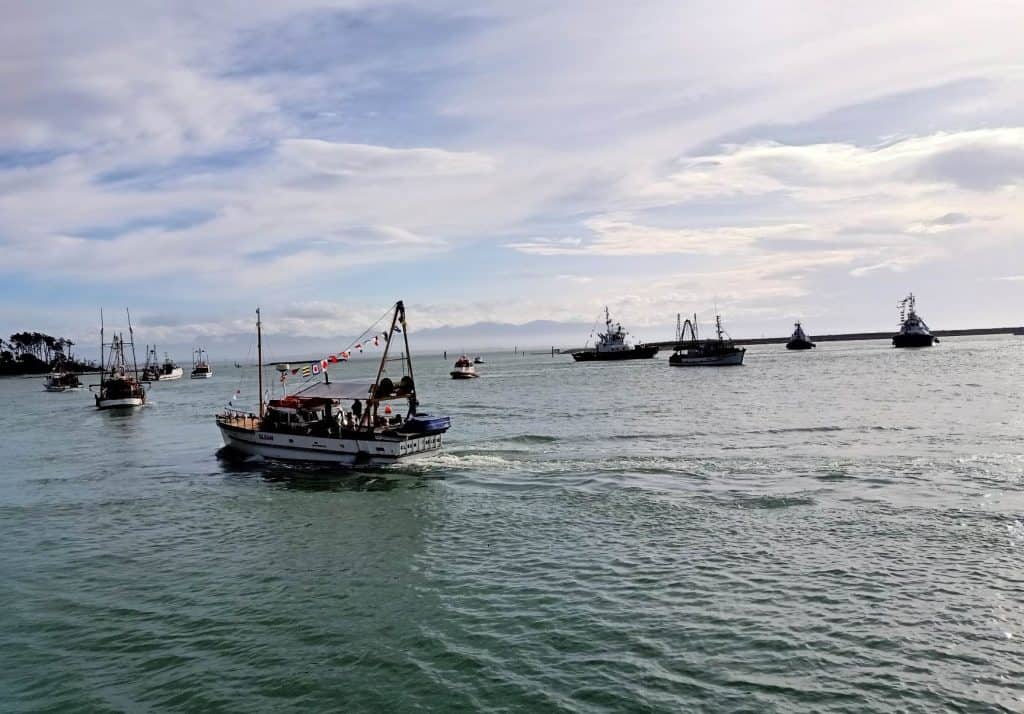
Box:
left=256, top=307, right=264, bottom=418
left=127, top=309, right=140, bottom=378
left=100, top=308, right=105, bottom=385
left=398, top=301, right=417, bottom=415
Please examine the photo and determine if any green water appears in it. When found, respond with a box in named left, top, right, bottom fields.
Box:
left=1, top=338, right=1023, bottom=711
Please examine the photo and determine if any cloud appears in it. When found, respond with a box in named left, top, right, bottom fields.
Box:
left=507, top=217, right=812, bottom=256
left=276, top=140, right=495, bottom=178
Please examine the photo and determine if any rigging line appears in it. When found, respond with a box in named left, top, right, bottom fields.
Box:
left=292, top=301, right=400, bottom=386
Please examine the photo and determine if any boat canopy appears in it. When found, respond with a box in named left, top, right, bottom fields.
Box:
left=293, top=379, right=376, bottom=400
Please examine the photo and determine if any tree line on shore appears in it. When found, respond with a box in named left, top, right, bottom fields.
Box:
left=0, top=332, right=96, bottom=376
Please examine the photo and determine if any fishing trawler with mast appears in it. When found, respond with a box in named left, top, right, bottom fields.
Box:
left=216, top=301, right=451, bottom=466
left=669, top=313, right=746, bottom=366
left=191, top=349, right=213, bottom=378
left=141, top=346, right=184, bottom=381
left=893, top=293, right=938, bottom=348
left=91, top=310, right=147, bottom=409
left=572, top=307, right=659, bottom=361
left=786, top=322, right=815, bottom=350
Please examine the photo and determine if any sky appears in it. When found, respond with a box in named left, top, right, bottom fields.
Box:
left=2, top=0, right=1023, bottom=358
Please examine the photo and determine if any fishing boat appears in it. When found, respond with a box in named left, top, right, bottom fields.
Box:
left=191, top=349, right=213, bottom=378
left=473, top=356, right=484, bottom=364
left=43, top=372, right=81, bottom=392
left=572, top=307, right=659, bottom=362
left=141, top=346, right=183, bottom=381
left=451, top=355, right=479, bottom=379
left=216, top=301, right=451, bottom=466
left=893, top=293, right=938, bottom=348
left=669, top=313, right=745, bottom=366
left=786, top=322, right=815, bottom=350
left=91, top=310, right=146, bottom=409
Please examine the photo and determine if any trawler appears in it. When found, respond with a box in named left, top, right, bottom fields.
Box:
left=216, top=301, right=451, bottom=466
left=191, top=349, right=213, bottom=378
left=451, top=355, right=479, bottom=379
left=141, top=346, right=183, bottom=381
left=669, top=313, right=745, bottom=366
left=43, top=372, right=81, bottom=392
left=893, top=293, right=938, bottom=348
left=786, top=322, right=815, bottom=350
left=572, top=307, right=659, bottom=361
left=91, top=310, right=146, bottom=409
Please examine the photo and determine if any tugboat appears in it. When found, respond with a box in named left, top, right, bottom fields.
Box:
left=669, top=313, right=746, bottom=366
left=91, top=310, right=147, bottom=409
left=451, top=355, right=479, bottom=379
left=216, top=301, right=451, bottom=466
left=893, top=293, right=938, bottom=348
left=786, top=322, right=815, bottom=350
left=191, top=348, right=213, bottom=378
left=141, top=346, right=184, bottom=381
left=572, top=307, right=659, bottom=361
left=43, top=372, right=82, bottom=392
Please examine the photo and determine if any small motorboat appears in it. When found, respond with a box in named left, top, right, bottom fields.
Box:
left=473, top=356, right=484, bottom=364
left=786, top=322, right=815, bottom=350
left=669, top=313, right=745, bottom=366
left=450, top=355, right=479, bottom=379
left=44, top=372, right=81, bottom=392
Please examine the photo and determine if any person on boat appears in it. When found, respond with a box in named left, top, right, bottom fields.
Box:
left=352, top=399, right=363, bottom=425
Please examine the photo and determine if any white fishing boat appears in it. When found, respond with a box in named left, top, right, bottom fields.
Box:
left=893, top=293, right=938, bottom=348
left=43, top=372, right=82, bottom=392
left=91, top=309, right=146, bottom=409
left=191, top=349, right=213, bottom=378
left=669, top=313, right=746, bottom=366
left=450, top=355, right=479, bottom=379
left=141, top=346, right=184, bottom=381
left=216, top=301, right=451, bottom=466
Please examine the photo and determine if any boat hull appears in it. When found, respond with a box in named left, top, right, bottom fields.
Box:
left=157, top=368, right=184, bottom=380
left=786, top=340, right=815, bottom=350
left=191, top=372, right=213, bottom=379
left=96, top=397, right=145, bottom=409
left=669, top=350, right=745, bottom=366
left=217, top=421, right=445, bottom=466
left=893, top=333, right=936, bottom=348
left=572, top=345, right=659, bottom=361
left=451, top=371, right=478, bottom=379
left=44, top=385, right=80, bottom=392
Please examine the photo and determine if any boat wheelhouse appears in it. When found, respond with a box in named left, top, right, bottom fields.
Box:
left=669, top=313, right=745, bottom=366
left=451, top=355, right=478, bottom=379
left=572, top=307, right=659, bottom=362
left=786, top=322, right=815, bottom=350
left=191, top=349, right=213, bottom=378
left=91, top=310, right=146, bottom=409
left=216, top=301, right=451, bottom=466
left=893, top=294, right=937, bottom=348
left=44, top=372, right=82, bottom=392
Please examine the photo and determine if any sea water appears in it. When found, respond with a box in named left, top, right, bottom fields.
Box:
left=1, top=337, right=1022, bottom=711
